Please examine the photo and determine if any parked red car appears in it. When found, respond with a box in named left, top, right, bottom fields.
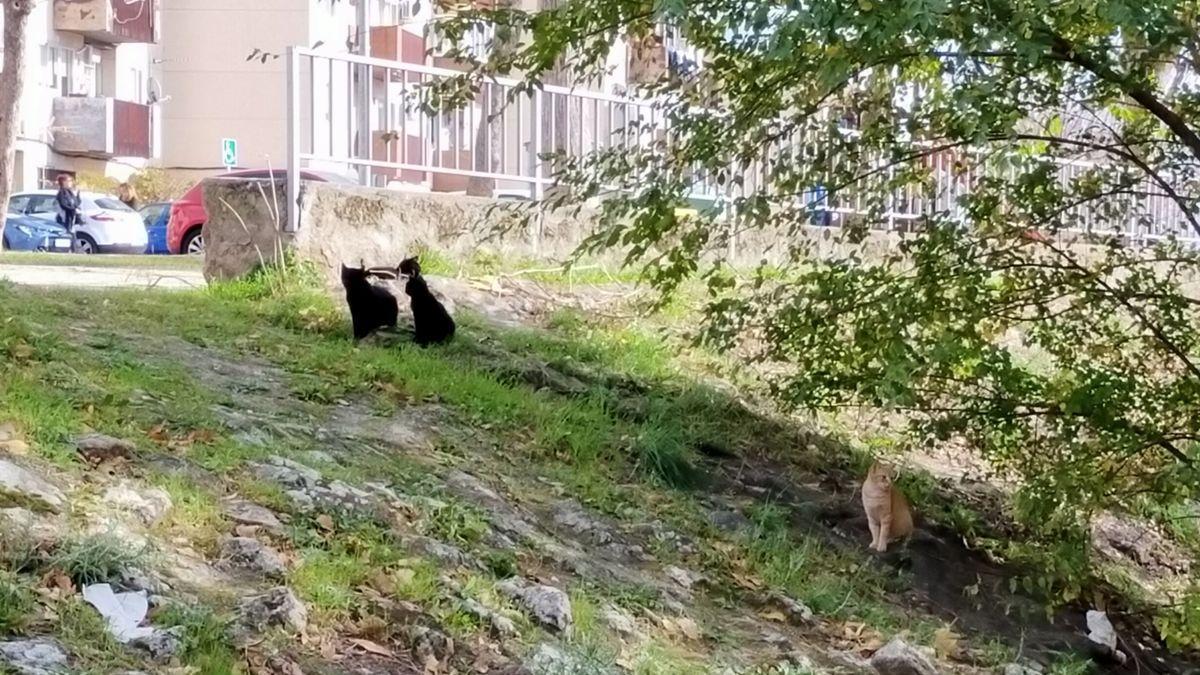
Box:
left=167, top=169, right=357, bottom=254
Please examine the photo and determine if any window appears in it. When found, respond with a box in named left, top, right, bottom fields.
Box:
left=139, top=203, right=167, bottom=225
left=95, top=198, right=134, bottom=212
left=37, top=168, right=75, bottom=190
left=7, top=195, right=30, bottom=214
left=26, top=195, right=58, bottom=215
left=129, top=67, right=145, bottom=103
left=42, top=46, right=73, bottom=95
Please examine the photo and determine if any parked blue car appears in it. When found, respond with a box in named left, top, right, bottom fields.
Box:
left=139, top=202, right=171, bottom=255
left=1, top=213, right=74, bottom=252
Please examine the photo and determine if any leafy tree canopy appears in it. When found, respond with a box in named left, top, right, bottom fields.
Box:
left=441, top=0, right=1200, bottom=601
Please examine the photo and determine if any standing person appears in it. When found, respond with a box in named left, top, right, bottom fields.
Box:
left=55, top=175, right=81, bottom=252
left=117, top=182, right=138, bottom=210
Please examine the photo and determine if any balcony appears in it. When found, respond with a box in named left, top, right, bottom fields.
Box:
left=55, top=0, right=156, bottom=44
left=52, top=97, right=152, bottom=159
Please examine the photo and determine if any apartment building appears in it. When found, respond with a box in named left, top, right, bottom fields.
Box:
left=10, top=0, right=159, bottom=191
left=156, top=0, right=359, bottom=175
left=158, top=0, right=699, bottom=191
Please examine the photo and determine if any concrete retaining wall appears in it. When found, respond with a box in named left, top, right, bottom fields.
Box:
left=201, top=179, right=912, bottom=284
left=202, top=180, right=619, bottom=283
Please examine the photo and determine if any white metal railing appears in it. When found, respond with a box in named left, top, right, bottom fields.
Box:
left=285, top=47, right=1200, bottom=245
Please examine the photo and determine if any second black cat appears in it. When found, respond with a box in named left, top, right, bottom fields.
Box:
left=399, top=257, right=455, bottom=346
left=341, top=262, right=399, bottom=341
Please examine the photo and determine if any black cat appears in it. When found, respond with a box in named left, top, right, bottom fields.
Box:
left=399, top=257, right=455, bottom=346
left=340, top=261, right=399, bottom=341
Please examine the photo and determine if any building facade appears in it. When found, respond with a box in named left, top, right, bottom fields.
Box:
left=10, top=0, right=158, bottom=191
left=156, top=0, right=359, bottom=176
left=157, top=0, right=698, bottom=190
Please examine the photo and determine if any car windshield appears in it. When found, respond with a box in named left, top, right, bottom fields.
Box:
left=93, top=198, right=135, bottom=212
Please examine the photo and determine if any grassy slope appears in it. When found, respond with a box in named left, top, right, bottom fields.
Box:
left=0, top=270, right=1098, bottom=674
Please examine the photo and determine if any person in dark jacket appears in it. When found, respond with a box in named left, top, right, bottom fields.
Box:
left=55, top=175, right=81, bottom=252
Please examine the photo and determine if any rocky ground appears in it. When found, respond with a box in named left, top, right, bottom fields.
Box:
left=0, top=271, right=1194, bottom=675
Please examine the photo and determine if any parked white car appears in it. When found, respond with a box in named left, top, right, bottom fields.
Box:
left=8, top=190, right=148, bottom=254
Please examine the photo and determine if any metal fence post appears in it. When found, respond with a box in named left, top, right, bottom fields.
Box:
left=533, top=88, right=545, bottom=201
left=286, top=47, right=301, bottom=233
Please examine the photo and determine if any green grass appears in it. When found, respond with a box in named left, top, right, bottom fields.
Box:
left=151, top=475, right=227, bottom=553
left=422, top=499, right=491, bottom=547
left=50, top=534, right=147, bottom=586
left=739, top=503, right=903, bottom=629
left=152, top=604, right=241, bottom=674
left=0, top=572, right=34, bottom=635
left=0, top=251, right=203, bottom=271
left=0, top=263, right=1109, bottom=667
left=57, top=595, right=137, bottom=672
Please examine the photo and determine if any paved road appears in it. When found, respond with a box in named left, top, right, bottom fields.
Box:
left=0, top=263, right=206, bottom=290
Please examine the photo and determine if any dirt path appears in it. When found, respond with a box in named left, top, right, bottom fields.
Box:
left=0, top=263, right=206, bottom=290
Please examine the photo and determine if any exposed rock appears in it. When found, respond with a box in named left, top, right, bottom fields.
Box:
left=767, top=592, right=815, bottom=625
left=404, top=536, right=474, bottom=568
left=1091, top=513, right=1190, bottom=576
left=75, top=434, right=136, bottom=462
left=828, top=649, right=876, bottom=673
left=218, top=537, right=287, bottom=577
left=0, top=638, right=70, bottom=675
left=252, top=458, right=376, bottom=513
left=498, top=578, right=572, bottom=632
left=601, top=605, right=639, bottom=637
left=870, top=637, right=939, bottom=675
left=551, top=500, right=613, bottom=545
left=664, top=565, right=705, bottom=591
left=222, top=497, right=285, bottom=533
left=407, top=624, right=455, bottom=664
left=103, top=482, right=173, bottom=526
left=119, top=568, right=166, bottom=595
left=302, top=450, right=338, bottom=465
left=461, top=598, right=519, bottom=637
left=707, top=508, right=751, bottom=533
left=526, top=643, right=617, bottom=675
left=517, top=361, right=590, bottom=396
left=129, top=627, right=184, bottom=661
left=0, top=459, right=66, bottom=513
left=1003, top=664, right=1044, bottom=675
left=160, top=550, right=230, bottom=593
left=0, top=507, right=65, bottom=547
left=253, top=456, right=322, bottom=489
left=235, top=587, right=308, bottom=644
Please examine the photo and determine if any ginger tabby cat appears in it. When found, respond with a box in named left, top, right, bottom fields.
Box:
left=861, top=461, right=914, bottom=552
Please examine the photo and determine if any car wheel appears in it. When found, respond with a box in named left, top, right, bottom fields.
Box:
left=75, top=234, right=98, bottom=255
left=182, top=229, right=204, bottom=255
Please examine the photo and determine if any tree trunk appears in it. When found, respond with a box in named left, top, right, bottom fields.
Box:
left=0, top=1, right=35, bottom=244
left=466, top=1, right=514, bottom=197
left=466, top=83, right=505, bottom=197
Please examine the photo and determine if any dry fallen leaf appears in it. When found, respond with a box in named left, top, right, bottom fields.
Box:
left=933, top=626, right=962, bottom=659
left=319, top=639, right=338, bottom=660
left=368, top=571, right=396, bottom=595
left=675, top=616, right=703, bottom=641
left=348, top=638, right=394, bottom=658
left=41, top=570, right=74, bottom=594
left=0, top=439, right=29, bottom=456
left=759, top=609, right=789, bottom=623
